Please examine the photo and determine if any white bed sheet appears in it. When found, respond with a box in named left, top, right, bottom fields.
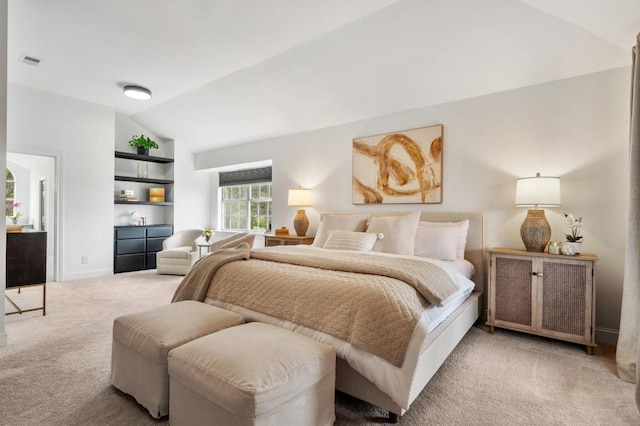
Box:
left=203, top=249, right=475, bottom=410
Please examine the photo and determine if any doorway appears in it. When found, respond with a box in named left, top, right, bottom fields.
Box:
left=6, top=151, right=60, bottom=282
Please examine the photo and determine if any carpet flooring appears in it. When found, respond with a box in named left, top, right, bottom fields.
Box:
left=1, top=270, right=637, bottom=425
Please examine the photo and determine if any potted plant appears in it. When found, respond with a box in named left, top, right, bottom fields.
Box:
left=128, top=134, right=159, bottom=155
left=7, top=201, right=22, bottom=224
left=562, top=213, right=583, bottom=254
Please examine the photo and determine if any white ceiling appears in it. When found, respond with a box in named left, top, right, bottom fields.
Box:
left=8, top=0, right=640, bottom=153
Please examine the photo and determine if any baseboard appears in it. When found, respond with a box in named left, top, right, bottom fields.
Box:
left=0, top=331, right=7, bottom=347
left=595, top=327, right=618, bottom=346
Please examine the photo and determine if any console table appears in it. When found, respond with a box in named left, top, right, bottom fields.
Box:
left=6, top=231, right=47, bottom=316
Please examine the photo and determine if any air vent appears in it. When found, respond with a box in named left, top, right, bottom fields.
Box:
left=20, top=55, right=41, bottom=66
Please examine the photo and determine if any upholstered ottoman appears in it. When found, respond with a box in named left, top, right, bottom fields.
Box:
left=111, top=301, right=244, bottom=418
left=168, top=322, right=336, bottom=426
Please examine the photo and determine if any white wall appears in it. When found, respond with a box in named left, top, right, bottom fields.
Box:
left=173, top=140, right=210, bottom=232
left=196, top=67, right=630, bottom=344
left=8, top=85, right=115, bottom=281
left=0, top=0, right=8, bottom=347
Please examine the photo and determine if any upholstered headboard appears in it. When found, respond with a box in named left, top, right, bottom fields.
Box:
left=319, top=211, right=486, bottom=293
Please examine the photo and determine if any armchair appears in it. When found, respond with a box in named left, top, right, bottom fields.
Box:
left=156, top=229, right=203, bottom=275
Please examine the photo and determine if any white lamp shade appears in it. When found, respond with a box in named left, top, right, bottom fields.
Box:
left=288, top=188, right=312, bottom=207
left=515, top=173, right=561, bottom=207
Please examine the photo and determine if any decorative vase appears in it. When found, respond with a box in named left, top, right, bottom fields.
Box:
left=520, top=209, right=551, bottom=252
left=137, top=147, right=149, bottom=155
left=11, top=217, right=17, bottom=224
left=137, top=162, right=148, bottom=178
left=560, top=241, right=582, bottom=256
left=567, top=241, right=582, bottom=254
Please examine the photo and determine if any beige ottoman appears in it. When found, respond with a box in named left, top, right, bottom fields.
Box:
left=111, top=301, right=244, bottom=418
left=168, top=322, right=336, bottom=426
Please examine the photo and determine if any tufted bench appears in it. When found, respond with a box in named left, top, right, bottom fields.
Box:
left=111, top=301, right=244, bottom=418
left=168, top=322, right=336, bottom=426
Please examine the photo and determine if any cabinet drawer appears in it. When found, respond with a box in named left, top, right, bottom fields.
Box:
left=116, top=239, right=145, bottom=255
left=146, top=238, right=166, bottom=253
left=147, top=226, right=173, bottom=238
left=115, top=227, right=145, bottom=240
left=115, top=254, right=146, bottom=273
left=146, top=253, right=158, bottom=269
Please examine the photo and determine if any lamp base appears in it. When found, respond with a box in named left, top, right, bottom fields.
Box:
left=293, top=208, right=309, bottom=236
left=520, top=209, right=551, bottom=252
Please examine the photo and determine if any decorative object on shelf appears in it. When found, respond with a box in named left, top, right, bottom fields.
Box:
left=203, top=228, right=213, bottom=243
left=130, top=210, right=140, bottom=226
left=7, top=201, right=22, bottom=224
left=275, top=226, right=290, bottom=236
left=6, top=225, right=23, bottom=233
left=560, top=242, right=577, bottom=256
left=137, top=162, right=148, bottom=178
left=547, top=241, right=561, bottom=255
left=119, top=189, right=137, bottom=202
left=288, top=187, right=312, bottom=236
left=353, top=124, right=443, bottom=204
left=149, top=188, right=165, bottom=202
left=123, top=85, right=152, bottom=100
left=563, top=213, right=583, bottom=254
left=128, top=134, right=159, bottom=155
left=515, top=172, right=561, bottom=252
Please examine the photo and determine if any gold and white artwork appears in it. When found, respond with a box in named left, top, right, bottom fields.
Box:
left=352, top=125, right=443, bottom=204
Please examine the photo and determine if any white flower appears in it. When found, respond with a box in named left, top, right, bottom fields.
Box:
left=563, top=213, right=583, bottom=242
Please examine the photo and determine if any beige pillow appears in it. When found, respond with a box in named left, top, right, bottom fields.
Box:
left=323, top=231, right=380, bottom=251
left=413, top=226, right=458, bottom=261
left=415, top=220, right=469, bottom=259
left=367, top=211, right=421, bottom=255
left=313, top=214, right=369, bottom=247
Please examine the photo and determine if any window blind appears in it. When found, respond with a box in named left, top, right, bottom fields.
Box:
left=219, top=166, right=272, bottom=187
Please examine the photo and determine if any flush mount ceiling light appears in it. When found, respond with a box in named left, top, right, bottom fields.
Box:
left=123, top=85, right=152, bottom=100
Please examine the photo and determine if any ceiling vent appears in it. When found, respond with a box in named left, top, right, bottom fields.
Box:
left=20, top=55, right=41, bottom=66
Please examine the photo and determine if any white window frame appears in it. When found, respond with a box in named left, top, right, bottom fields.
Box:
left=220, top=182, right=272, bottom=231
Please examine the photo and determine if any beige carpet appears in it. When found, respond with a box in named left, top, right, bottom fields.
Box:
left=1, top=270, right=637, bottom=425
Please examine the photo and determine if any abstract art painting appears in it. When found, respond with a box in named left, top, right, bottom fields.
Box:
left=352, top=124, right=443, bottom=204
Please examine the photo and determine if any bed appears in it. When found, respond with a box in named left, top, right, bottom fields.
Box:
left=172, top=211, right=485, bottom=422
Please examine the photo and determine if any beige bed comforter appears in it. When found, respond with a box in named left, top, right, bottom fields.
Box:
left=172, top=245, right=458, bottom=367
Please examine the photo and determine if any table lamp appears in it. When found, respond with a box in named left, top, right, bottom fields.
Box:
left=515, top=172, right=561, bottom=252
left=288, top=187, right=312, bottom=236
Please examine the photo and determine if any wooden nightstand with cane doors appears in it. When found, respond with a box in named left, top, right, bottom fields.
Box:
left=486, top=248, right=597, bottom=354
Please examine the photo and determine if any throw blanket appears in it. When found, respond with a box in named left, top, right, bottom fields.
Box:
left=173, top=245, right=458, bottom=367
left=171, top=243, right=251, bottom=303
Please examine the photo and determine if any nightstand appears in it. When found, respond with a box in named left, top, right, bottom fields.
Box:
left=264, top=234, right=315, bottom=247
left=486, top=248, right=598, bottom=354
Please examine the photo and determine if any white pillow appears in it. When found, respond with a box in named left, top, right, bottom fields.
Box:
left=412, top=226, right=458, bottom=261
left=323, top=231, right=380, bottom=251
left=313, top=214, right=369, bottom=247
left=366, top=211, right=421, bottom=255
left=415, top=220, right=469, bottom=259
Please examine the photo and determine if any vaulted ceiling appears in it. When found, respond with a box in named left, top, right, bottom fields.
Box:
left=8, top=0, right=640, bottom=152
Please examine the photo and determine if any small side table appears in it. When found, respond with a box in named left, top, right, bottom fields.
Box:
left=264, top=234, right=314, bottom=247
left=197, top=242, right=214, bottom=259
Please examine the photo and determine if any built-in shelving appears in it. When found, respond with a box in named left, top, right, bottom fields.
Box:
left=115, top=151, right=174, bottom=164
left=114, top=200, right=173, bottom=206
left=114, top=150, right=175, bottom=212
left=114, top=175, right=174, bottom=185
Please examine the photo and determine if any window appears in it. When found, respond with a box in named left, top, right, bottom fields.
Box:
left=6, top=168, right=15, bottom=216
left=219, top=166, right=272, bottom=231
left=221, top=183, right=272, bottom=231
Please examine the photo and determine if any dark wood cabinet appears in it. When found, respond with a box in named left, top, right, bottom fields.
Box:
left=6, top=231, right=47, bottom=287
left=114, top=225, right=172, bottom=273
